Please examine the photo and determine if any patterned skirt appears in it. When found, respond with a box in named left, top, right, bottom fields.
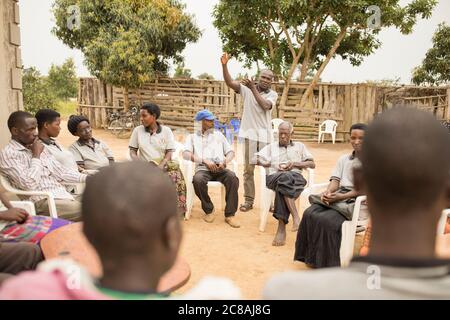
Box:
left=0, top=216, right=71, bottom=244
left=166, top=162, right=187, bottom=215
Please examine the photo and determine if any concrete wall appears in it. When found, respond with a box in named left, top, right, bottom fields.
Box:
left=0, top=0, right=22, bottom=148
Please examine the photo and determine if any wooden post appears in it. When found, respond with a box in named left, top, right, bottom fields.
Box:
left=446, top=87, right=450, bottom=121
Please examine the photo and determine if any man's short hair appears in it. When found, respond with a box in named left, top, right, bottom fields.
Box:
left=361, top=107, right=450, bottom=211
left=141, top=103, right=161, bottom=120
left=350, top=123, right=368, bottom=133
left=35, top=109, right=61, bottom=130
left=279, top=121, right=294, bottom=133
left=7, top=111, right=34, bottom=131
left=82, top=162, right=178, bottom=256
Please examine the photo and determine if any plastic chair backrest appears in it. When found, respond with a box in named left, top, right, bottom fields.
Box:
left=271, top=118, right=284, bottom=132
left=230, top=118, right=240, bottom=132
left=321, top=120, right=337, bottom=132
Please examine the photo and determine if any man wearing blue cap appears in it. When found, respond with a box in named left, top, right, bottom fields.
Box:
left=183, top=110, right=240, bottom=228
left=221, top=53, right=278, bottom=212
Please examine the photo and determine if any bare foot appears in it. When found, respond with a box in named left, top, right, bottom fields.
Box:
left=292, top=215, right=300, bottom=232
left=272, top=221, right=286, bottom=246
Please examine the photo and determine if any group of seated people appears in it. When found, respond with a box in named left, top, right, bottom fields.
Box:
left=0, top=105, right=448, bottom=299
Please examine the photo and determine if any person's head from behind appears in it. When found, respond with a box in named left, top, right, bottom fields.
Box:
left=356, top=107, right=450, bottom=252
left=140, top=103, right=160, bottom=128
left=82, top=162, right=181, bottom=290
left=67, top=115, right=92, bottom=141
left=8, top=111, right=37, bottom=146
left=349, top=123, right=367, bottom=154
left=278, top=121, right=293, bottom=147
left=36, top=109, right=61, bottom=138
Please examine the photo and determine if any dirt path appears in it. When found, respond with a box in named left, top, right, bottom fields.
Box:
left=58, top=122, right=357, bottom=299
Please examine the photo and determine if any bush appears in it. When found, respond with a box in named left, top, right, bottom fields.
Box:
left=22, top=67, right=57, bottom=114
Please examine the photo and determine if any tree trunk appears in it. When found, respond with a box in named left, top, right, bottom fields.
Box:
left=299, top=47, right=311, bottom=81
left=299, top=28, right=347, bottom=109
left=123, top=86, right=130, bottom=111
left=279, top=53, right=302, bottom=118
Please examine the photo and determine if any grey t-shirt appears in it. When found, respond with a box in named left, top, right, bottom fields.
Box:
left=331, top=153, right=361, bottom=189
left=69, top=139, right=114, bottom=170
left=263, top=258, right=450, bottom=300
left=238, top=84, right=278, bottom=143
left=129, top=124, right=176, bottom=163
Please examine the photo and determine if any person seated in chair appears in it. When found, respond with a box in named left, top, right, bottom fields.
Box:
left=294, top=123, right=367, bottom=268
left=256, top=121, right=315, bottom=247
left=0, top=241, right=42, bottom=285
left=0, top=111, right=86, bottom=221
left=0, top=162, right=241, bottom=300
left=129, top=103, right=186, bottom=217
left=0, top=191, right=70, bottom=244
left=68, top=115, right=115, bottom=171
left=36, top=109, right=79, bottom=172
left=183, top=110, right=240, bottom=228
left=264, top=108, right=450, bottom=299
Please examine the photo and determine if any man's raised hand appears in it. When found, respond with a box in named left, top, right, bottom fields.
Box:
left=221, top=53, right=231, bottom=65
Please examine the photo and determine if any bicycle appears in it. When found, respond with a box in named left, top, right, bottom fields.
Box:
left=107, top=106, right=140, bottom=139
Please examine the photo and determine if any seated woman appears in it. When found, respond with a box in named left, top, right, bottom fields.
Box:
left=294, top=123, right=367, bottom=268
left=129, top=103, right=187, bottom=217
left=67, top=115, right=115, bottom=171
left=36, top=109, right=79, bottom=172
left=0, top=192, right=70, bottom=244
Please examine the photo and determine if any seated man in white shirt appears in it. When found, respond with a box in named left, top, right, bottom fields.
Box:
left=256, top=121, right=315, bottom=246
left=263, top=107, right=450, bottom=300
left=0, top=111, right=87, bottom=221
left=183, top=110, right=240, bottom=228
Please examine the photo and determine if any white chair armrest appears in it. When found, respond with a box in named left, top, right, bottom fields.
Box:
left=10, top=201, right=36, bottom=216
left=0, top=175, right=58, bottom=218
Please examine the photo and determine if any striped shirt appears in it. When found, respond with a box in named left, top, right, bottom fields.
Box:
left=0, top=140, right=87, bottom=202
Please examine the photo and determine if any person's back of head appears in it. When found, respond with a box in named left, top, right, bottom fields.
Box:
left=82, top=162, right=181, bottom=290
left=358, top=106, right=450, bottom=258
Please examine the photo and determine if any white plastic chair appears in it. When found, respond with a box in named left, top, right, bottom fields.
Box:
left=271, top=118, right=284, bottom=142
left=258, top=166, right=315, bottom=232
left=318, top=120, right=338, bottom=144
left=437, top=209, right=450, bottom=235
left=177, top=142, right=238, bottom=220
left=300, top=182, right=367, bottom=267
left=9, top=201, right=36, bottom=216
left=0, top=174, right=58, bottom=218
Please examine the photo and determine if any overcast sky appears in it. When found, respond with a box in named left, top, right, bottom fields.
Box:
left=20, top=0, right=450, bottom=84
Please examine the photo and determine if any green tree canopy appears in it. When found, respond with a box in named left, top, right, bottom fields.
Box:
left=23, top=67, right=57, bottom=114
left=52, top=0, right=201, bottom=110
left=213, top=0, right=437, bottom=110
left=174, top=62, right=192, bottom=78
left=412, top=23, right=450, bottom=86
left=47, top=58, right=78, bottom=100
left=197, top=73, right=215, bottom=80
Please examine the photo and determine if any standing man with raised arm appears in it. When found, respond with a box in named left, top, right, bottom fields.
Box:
left=221, top=53, right=278, bottom=212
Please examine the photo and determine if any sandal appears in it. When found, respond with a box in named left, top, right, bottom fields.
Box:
left=239, top=203, right=253, bottom=212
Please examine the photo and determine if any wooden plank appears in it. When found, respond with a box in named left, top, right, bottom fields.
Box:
left=329, top=86, right=337, bottom=111
left=447, top=88, right=450, bottom=121
left=318, top=85, right=323, bottom=110
left=351, top=85, right=358, bottom=125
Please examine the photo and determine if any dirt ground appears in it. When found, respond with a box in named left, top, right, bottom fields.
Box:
left=58, top=122, right=360, bottom=299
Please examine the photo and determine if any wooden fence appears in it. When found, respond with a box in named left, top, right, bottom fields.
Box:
left=78, top=77, right=449, bottom=142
